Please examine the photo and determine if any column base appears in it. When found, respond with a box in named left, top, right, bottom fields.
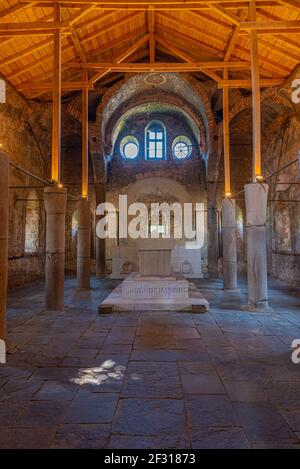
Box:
left=242, top=301, right=274, bottom=313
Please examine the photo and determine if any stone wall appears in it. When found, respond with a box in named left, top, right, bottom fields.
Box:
left=0, top=84, right=51, bottom=288
left=264, top=113, right=300, bottom=285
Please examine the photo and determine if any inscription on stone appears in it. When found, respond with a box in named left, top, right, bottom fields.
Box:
left=122, top=280, right=189, bottom=299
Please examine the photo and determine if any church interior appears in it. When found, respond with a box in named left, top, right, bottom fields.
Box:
left=1, top=0, right=300, bottom=450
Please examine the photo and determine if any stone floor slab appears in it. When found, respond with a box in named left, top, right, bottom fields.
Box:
left=64, top=391, right=118, bottom=424
left=1, top=275, right=300, bottom=448
left=112, top=398, right=186, bottom=435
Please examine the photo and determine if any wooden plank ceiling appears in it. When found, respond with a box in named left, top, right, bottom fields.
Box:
left=0, top=0, right=300, bottom=101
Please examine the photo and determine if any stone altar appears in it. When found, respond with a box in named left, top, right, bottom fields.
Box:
left=136, top=238, right=174, bottom=276
left=99, top=239, right=209, bottom=313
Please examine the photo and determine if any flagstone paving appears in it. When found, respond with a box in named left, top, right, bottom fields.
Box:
left=1, top=276, right=300, bottom=448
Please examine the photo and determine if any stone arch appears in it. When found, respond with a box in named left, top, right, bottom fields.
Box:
left=229, top=87, right=293, bottom=124
left=93, top=73, right=217, bottom=178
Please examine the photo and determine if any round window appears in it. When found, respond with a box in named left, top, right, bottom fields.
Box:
left=172, top=136, right=192, bottom=159
left=120, top=136, right=139, bottom=159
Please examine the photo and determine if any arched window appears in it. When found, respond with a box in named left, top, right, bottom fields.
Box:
left=145, top=121, right=165, bottom=160
left=25, top=191, right=39, bottom=254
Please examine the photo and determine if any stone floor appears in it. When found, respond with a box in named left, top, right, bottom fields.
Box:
left=1, top=276, right=300, bottom=449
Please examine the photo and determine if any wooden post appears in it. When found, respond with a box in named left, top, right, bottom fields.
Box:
left=51, top=3, right=62, bottom=183
left=249, top=1, right=261, bottom=180
left=82, top=69, right=89, bottom=198
left=223, top=69, right=231, bottom=196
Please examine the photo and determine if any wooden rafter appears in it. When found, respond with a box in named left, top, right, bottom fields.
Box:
left=209, top=4, right=241, bottom=25
left=224, top=10, right=247, bottom=61
left=277, top=0, right=300, bottom=9
left=156, top=36, right=222, bottom=82
left=157, top=22, right=224, bottom=58
left=90, top=34, right=150, bottom=84
left=8, top=28, right=146, bottom=83
left=0, top=1, right=39, bottom=21
left=0, top=0, right=298, bottom=99
left=71, top=26, right=86, bottom=62
left=69, top=5, right=97, bottom=26
left=148, top=6, right=155, bottom=64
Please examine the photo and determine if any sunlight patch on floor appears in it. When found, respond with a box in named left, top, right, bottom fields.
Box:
left=71, top=359, right=126, bottom=386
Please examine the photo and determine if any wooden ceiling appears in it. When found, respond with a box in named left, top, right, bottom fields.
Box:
left=1, top=0, right=300, bottom=101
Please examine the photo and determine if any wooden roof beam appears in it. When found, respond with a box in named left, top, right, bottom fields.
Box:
left=72, top=61, right=251, bottom=71
left=218, top=78, right=283, bottom=88
left=26, top=1, right=280, bottom=9
left=17, top=0, right=281, bottom=7
left=241, top=20, right=300, bottom=31
left=0, top=21, right=69, bottom=33
left=17, top=81, right=94, bottom=91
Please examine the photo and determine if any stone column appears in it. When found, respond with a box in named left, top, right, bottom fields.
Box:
left=221, top=198, right=237, bottom=289
left=245, top=182, right=270, bottom=311
left=77, top=198, right=91, bottom=289
left=96, top=235, right=106, bottom=277
left=207, top=182, right=219, bottom=277
left=0, top=153, right=9, bottom=355
left=95, top=182, right=106, bottom=277
left=44, top=185, right=67, bottom=310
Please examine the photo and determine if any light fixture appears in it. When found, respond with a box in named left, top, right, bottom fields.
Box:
left=58, top=183, right=63, bottom=189
left=256, top=175, right=264, bottom=182
left=225, top=192, right=232, bottom=198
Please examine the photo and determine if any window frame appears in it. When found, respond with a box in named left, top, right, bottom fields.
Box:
left=145, top=121, right=166, bottom=160
left=172, top=135, right=193, bottom=160
left=120, top=135, right=139, bottom=160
